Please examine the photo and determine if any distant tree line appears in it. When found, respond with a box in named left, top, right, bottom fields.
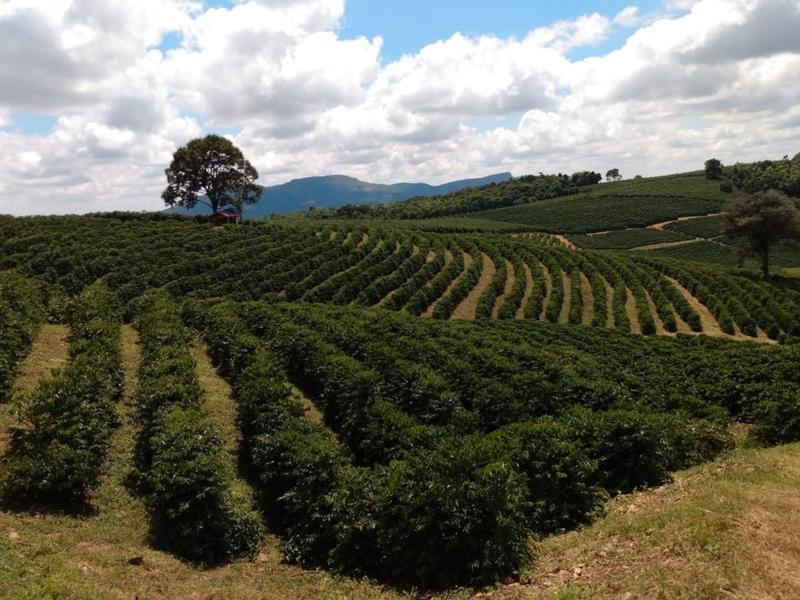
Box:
left=306, top=171, right=605, bottom=220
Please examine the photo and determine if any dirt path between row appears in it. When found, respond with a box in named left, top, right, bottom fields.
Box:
left=2, top=325, right=70, bottom=455
left=554, top=235, right=577, bottom=251
left=580, top=273, right=594, bottom=326
left=452, top=253, right=495, bottom=320
left=648, top=212, right=725, bottom=231
left=424, top=251, right=470, bottom=318
left=625, top=288, right=642, bottom=334
left=665, top=276, right=723, bottom=336
left=492, top=260, right=515, bottom=318
left=603, top=279, right=615, bottom=328
left=631, top=238, right=704, bottom=252
left=539, top=263, right=553, bottom=321
left=191, top=342, right=259, bottom=506
left=517, top=263, right=534, bottom=320
left=558, top=271, right=572, bottom=324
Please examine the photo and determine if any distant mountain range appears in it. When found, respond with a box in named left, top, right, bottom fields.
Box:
left=169, top=172, right=513, bottom=218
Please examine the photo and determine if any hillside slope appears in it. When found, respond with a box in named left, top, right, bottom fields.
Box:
left=488, top=442, right=800, bottom=599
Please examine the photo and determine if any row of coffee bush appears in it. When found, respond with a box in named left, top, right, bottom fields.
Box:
left=131, top=291, right=261, bottom=565
left=184, top=299, right=737, bottom=588
left=0, top=271, right=45, bottom=404
left=0, top=281, right=122, bottom=509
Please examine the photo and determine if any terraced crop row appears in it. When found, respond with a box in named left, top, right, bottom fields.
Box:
left=2, top=216, right=799, bottom=342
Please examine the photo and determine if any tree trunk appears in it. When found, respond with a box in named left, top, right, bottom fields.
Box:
left=762, top=246, right=770, bottom=280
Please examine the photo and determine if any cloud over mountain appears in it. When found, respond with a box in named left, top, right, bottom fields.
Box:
left=1, top=0, right=799, bottom=215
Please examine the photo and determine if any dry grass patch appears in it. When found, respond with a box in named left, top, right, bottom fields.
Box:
left=557, top=271, right=571, bottom=324
left=516, top=263, right=534, bottom=320
left=624, top=288, right=641, bottom=335
left=452, top=253, right=495, bottom=320
left=481, top=443, right=800, bottom=600
left=1, top=325, right=70, bottom=455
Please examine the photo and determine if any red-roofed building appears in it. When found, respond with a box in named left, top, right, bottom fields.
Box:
left=212, top=209, right=240, bottom=225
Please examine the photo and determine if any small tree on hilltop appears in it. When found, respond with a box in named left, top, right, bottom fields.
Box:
left=705, top=158, right=723, bottom=180
left=162, top=135, right=260, bottom=215
left=605, top=168, right=621, bottom=182
left=725, top=190, right=800, bottom=279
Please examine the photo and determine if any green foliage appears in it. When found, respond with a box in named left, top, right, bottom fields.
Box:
left=752, top=392, right=800, bottom=445
left=475, top=193, right=725, bottom=233
left=705, top=158, right=723, bottom=180
left=162, top=134, right=260, bottom=214
left=0, top=281, right=122, bottom=510
left=0, top=271, right=45, bottom=403
left=132, top=291, right=261, bottom=565
left=724, top=190, right=800, bottom=278
left=731, top=156, right=800, bottom=197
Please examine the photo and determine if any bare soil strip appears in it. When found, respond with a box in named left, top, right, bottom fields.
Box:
left=426, top=249, right=436, bottom=263
left=554, top=235, right=577, bottom=251
left=516, top=263, right=534, bottom=319
left=625, top=288, right=642, bottom=334
left=558, top=271, right=572, bottom=324
left=492, top=260, right=515, bottom=318
left=665, top=276, right=723, bottom=336
left=356, top=233, right=369, bottom=248
left=648, top=212, right=725, bottom=231
left=452, top=253, right=496, bottom=320
left=423, top=251, right=471, bottom=318
left=290, top=385, right=325, bottom=426
left=631, top=238, right=704, bottom=252
left=603, top=278, right=615, bottom=328
left=580, top=273, right=594, bottom=326
left=2, top=325, right=70, bottom=454
left=539, top=263, right=553, bottom=321
left=645, top=290, right=671, bottom=336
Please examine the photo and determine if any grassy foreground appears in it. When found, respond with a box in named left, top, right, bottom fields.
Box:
left=488, top=442, right=800, bottom=599
left=2, top=325, right=799, bottom=598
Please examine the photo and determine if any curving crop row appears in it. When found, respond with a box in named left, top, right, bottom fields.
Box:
left=405, top=241, right=465, bottom=316
left=475, top=243, right=508, bottom=319
left=354, top=237, right=430, bottom=306
left=496, top=255, right=527, bottom=319
left=432, top=241, right=483, bottom=319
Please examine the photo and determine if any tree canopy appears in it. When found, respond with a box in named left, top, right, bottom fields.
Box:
left=725, top=190, right=800, bottom=278
left=162, top=135, right=260, bottom=214
left=704, top=158, right=723, bottom=180
left=605, top=169, right=621, bottom=182
left=730, top=155, right=800, bottom=197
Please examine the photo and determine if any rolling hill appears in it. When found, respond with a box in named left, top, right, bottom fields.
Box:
left=169, top=172, right=512, bottom=218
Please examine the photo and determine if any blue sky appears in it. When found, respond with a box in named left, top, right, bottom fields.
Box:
left=341, top=0, right=663, bottom=61
left=4, top=1, right=666, bottom=136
